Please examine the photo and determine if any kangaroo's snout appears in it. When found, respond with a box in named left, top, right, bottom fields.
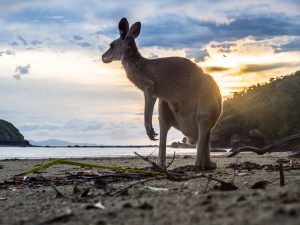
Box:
left=102, top=53, right=111, bottom=63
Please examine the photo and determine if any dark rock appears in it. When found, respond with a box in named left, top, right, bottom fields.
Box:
left=0, top=119, right=30, bottom=146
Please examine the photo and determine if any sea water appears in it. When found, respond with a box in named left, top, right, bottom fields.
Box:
left=0, top=147, right=226, bottom=160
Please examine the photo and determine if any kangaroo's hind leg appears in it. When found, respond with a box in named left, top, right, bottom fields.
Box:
left=204, top=130, right=217, bottom=169
left=195, top=117, right=216, bottom=170
left=157, top=100, right=174, bottom=168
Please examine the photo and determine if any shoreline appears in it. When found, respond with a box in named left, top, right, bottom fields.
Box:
left=0, top=153, right=299, bottom=225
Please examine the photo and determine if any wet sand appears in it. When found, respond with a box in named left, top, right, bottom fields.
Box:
left=0, top=153, right=299, bottom=225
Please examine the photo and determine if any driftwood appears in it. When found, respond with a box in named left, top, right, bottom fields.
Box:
left=134, top=152, right=238, bottom=190
left=227, top=134, right=300, bottom=157
left=289, top=151, right=300, bottom=158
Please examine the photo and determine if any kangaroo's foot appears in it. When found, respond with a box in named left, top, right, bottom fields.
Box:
left=156, top=160, right=167, bottom=170
left=194, top=160, right=217, bottom=171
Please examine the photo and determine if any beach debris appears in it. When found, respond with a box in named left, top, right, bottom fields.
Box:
left=275, top=158, right=291, bottom=164
left=111, top=177, right=160, bottom=197
left=227, top=134, right=300, bottom=157
left=166, top=151, right=176, bottom=168
left=0, top=197, right=6, bottom=201
left=288, top=151, right=300, bottom=158
left=279, top=162, right=285, bottom=186
left=52, top=186, right=69, bottom=199
left=94, top=202, right=105, bottom=209
left=135, top=151, right=239, bottom=192
left=237, top=172, right=248, bottom=176
left=0, top=165, right=3, bottom=169
left=251, top=180, right=271, bottom=189
left=94, top=178, right=108, bottom=189
left=38, top=208, right=73, bottom=225
left=226, top=161, right=263, bottom=171
left=213, top=181, right=238, bottom=191
left=86, top=201, right=105, bottom=210
left=72, top=185, right=90, bottom=201
left=227, top=160, right=300, bottom=172
left=145, top=186, right=169, bottom=192
left=16, top=159, right=161, bottom=177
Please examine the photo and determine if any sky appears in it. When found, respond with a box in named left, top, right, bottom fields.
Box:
left=0, top=0, right=300, bottom=145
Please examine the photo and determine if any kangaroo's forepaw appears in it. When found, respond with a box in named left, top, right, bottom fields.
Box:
left=146, top=127, right=158, bottom=141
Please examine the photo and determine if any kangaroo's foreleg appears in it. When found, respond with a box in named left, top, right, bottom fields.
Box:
left=143, top=80, right=158, bottom=140
left=157, top=100, right=173, bottom=167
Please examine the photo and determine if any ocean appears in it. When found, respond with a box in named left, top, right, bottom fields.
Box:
left=0, top=146, right=227, bottom=160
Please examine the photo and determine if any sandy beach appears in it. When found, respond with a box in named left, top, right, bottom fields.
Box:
left=0, top=153, right=299, bottom=225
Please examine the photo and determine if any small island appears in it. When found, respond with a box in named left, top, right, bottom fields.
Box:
left=0, top=119, right=30, bottom=147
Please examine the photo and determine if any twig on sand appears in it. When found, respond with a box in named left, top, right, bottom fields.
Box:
left=203, top=175, right=211, bottom=193
left=134, top=152, right=179, bottom=180
left=52, top=186, right=70, bottom=199
left=134, top=152, right=238, bottom=190
left=279, top=162, right=285, bottom=186
left=166, top=151, right=176, bottom=169
left=227, top=134, right=300, bottom=157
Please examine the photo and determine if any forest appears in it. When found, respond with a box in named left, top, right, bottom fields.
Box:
left=213, top=71, right=300, bottom=147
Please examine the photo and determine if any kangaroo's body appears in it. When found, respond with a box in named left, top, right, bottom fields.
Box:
left=102, top=18, right=222, bottom=170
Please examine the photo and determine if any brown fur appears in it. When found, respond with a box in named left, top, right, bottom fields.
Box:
left=102, top=18, right=222, bottom=169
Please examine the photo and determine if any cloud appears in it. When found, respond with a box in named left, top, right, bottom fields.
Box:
left=185, top=49, right=209, bottom=62
left=17, top=35, right=28, bottom=45
left=274, top=38, right=300, bottom=53
left=72, top=35, right=83, bottom=41
left=47, top=15, right=64, bottom=20
left=77, top=42, right=92, bottom=48
left=2, top=2, right=300, bottom=54
left=62, top=35, right=93, bottom=48
left=9, top=41, right=19, bottom=46
left=127, top=13, right=300, bottom=50
left=13, top=64, right=31, bottom=80
left=205, top=66, right=231, bottom=73
left=239, top=62, right=290, bottom=73
left=31, top=40, right=42, bottom=46
left=210, top=42, right=237, bottom=53
left=0, top=49, right=15, bottom=56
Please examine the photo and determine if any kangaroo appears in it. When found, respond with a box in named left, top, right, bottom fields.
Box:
left=102, top=18, right=222, bottom=170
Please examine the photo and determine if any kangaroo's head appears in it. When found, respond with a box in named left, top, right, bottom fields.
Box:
left=102, top=17, right=141, bottom=63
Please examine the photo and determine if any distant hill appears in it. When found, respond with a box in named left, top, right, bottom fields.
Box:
left=0, top=120, right=30, bottom=146
left=212, top=71, right=300, bottom=147
left=29, top=139, right=96, bottom=147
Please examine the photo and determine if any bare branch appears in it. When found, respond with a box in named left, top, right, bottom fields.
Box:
left=166, top=151, right=176, bottom=169
left=227, top=134, right=300, bottom=157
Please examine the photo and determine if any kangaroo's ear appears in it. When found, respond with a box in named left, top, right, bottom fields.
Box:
left=118, top=17, right=129, bottom=40
left=127, top=22, right=141, bottom=39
